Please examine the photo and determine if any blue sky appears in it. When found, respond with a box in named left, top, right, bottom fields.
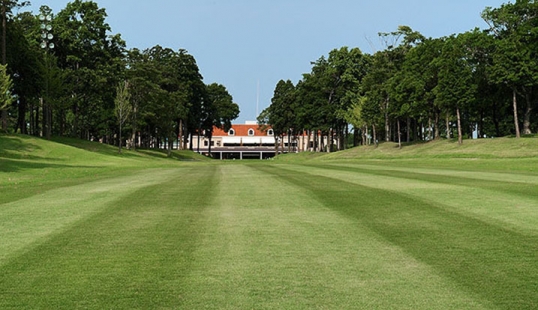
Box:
left=26, top=0, right=507, bottom=123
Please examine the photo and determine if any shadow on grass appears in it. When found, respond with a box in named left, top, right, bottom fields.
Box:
left=53, top=136, right=212, bottom=162
left=0, top=135, right=45, bottom=160
left=0, top=158, right=96, bottom=173
left=137, top=149, right=213, bottom=161
left=52, top=137, right=145, bottom=159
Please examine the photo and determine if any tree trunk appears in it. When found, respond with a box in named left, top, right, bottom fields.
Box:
left=413, top=120, right=420, bottom=141
left=316, top=131, right=320, bottom=152
left=35, top=102, right=40, bottom=136
left=167, top=138, right=172, bottom=157
left=406, top=117, right=411, bottom=142
left=39, top=97, right=44, bottom=137
left=131, top=105, right=138, bottom=150
left=428, top=117, right=433, bottom=141
left=59, top=109, right=65, bottom=137
left=513, top=89, right=521, bottom=138
left=523, top=92, right=533, bottom=135
left=493, top=102, right=501, bottom=138
left=288, top=129, right=291, bottom=153
left=118, top=122, right=122, bottom=154
left=318, top=131, right=325, bottom=153
left=434, top=112, right=440, bottom=140
left=196, top=128, right=201, bottom=153
left=385, top=101, right=390, bottom=142
left=478, top=111, right=484, bottom=139
left=446, top=113, right=451, bottom=139
left=29, top=101, right=35, bottom=135
left=178, top=119, right=183, bottom=150
left=189, top=130, right=194, bottom=151
left=353, top=126, right=360, bottom=147
left=327, top=129, right=332, bottom=153
left=300, top=130, right=304, bottom=152
left=47, top=106, right=52, bottom=139
left=372, top=124, right=377, bottom=147
left=17, top=96, right=27, bottom=134
left=396, top=119, right=402, bottom=149
left=130, top=131, right=136, bottom=150
left=208, top=133, right=213, bottom=156
left=73, top=102, right=79, bottom=138
left=327, top=128, right=334, bottom=153
left=457, top=107, right=463, bottom=145
left=42, top=99, right=47, bottom=138
left=305, top=130, right=310, bottom=151
left=313, top=131, right=317, bottom=152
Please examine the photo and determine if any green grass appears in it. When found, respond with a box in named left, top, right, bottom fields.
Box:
left=1, top=134, right=538, bottom=308
left=324, top=136, right=538, bottom=159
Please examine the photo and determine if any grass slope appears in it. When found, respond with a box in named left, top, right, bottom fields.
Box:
left=0, top=135, right=209, bottom=202
left=327, top=136, right=538, bottom=159
left=1, top=134, right=537, bottom=308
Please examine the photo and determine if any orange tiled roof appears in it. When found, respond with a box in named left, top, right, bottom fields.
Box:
left=212, top=124, right=270, bottom=137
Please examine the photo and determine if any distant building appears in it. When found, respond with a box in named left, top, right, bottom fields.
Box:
left=190, top=121, right=273, bottom=159
left=191, top=121, right=336, bottom=159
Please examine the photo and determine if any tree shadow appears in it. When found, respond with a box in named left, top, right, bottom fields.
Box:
left=52, top=137, right=154, bottom=159
left=53, top=136, right=210, bottom=161
left=0, top=158, right=96, bottom=173
left=0, top=135, right=47, bottom=161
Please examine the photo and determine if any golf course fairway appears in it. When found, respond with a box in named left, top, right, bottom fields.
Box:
left=1, top=135, right=537, bottom=309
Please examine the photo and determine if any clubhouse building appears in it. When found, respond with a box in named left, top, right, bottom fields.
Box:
left=190, top=121, right=333, bottom=159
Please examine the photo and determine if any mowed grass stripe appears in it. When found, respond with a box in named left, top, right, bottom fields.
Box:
left=0, top=158, right=146, bottom=205
left=0, top=168, right=181, bottom=266
left=254, top=164, right=538, bottom=309
left=179, top=164, right=491, bottom=309
left=326, top=160, right=538, bottom=183
left=0, top=165, right=217, bottom=309
left=324, top=162, right=538, bottom=199
left=295, top=163, right=538, bottom=234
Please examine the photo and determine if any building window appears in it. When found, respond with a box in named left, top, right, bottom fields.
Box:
left=204, top=140, right=209, bottom=146
left=228, top=129, right=235, bottom=136
left=267, top=129, right=274, bottom=136
left=248, top=129, right=255, bottom=136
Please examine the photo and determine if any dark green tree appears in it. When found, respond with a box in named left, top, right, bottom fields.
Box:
left=434, top=35, right=477, bottom=145
left=204, top=83, right=239, bottom=155
left=483, top=0, right=538, bottom=135
left=54, top=0, right=126, bottom=139
left=6, top=9, right=40, bottom=134
left=114, top=80, right=131, bottom=154
left=1, top=0, right=30, bottom=132
left=258, top=80, right=295, bottom=153
left=390, top=37, right=442, bottom=143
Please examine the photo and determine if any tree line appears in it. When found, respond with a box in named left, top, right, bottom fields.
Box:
left=0, top=0, right=239, bottom=155
left=259, top=0, right=538, bottom=152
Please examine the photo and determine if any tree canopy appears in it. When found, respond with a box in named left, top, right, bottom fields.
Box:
left=2, top=0, right=538, bottom=153
left=0, top=0, right=239, bottom=153
left=259, top=1, right=538, bottom=151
